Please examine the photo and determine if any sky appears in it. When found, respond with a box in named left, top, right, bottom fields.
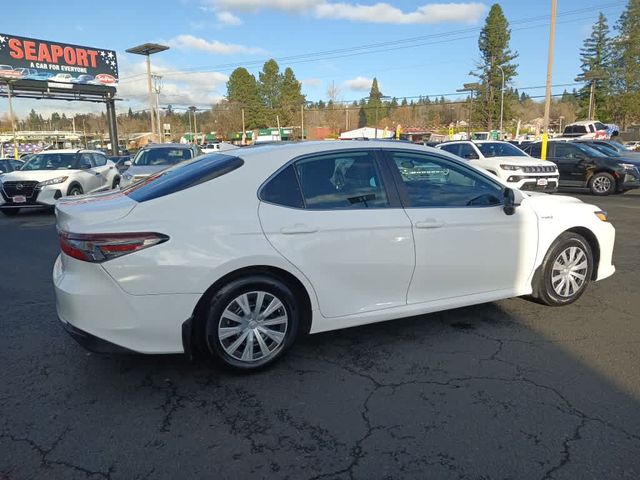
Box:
left=1, top=0, right=629, bottom=118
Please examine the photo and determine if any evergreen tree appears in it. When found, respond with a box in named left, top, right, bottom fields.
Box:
left=471, top=3, right=518, bottom=130
left=576, top=12, right=612, bottom=120
left=279, top=67, right=305, bottom=126
left=401, top=98, right=408, bottom=106
left=259, top=59, right=282, bottom=111
left=226, top=67, right=264, bottom=129
left=365, top=78, right=384, bottom=126
left=610, top=0, right=640, bottom=126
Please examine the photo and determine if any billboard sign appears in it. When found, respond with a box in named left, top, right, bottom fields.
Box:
left=0, top=33, right=118, bottom=87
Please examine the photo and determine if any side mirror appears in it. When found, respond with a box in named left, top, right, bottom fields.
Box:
left=503, top=187, right=522, bottom=216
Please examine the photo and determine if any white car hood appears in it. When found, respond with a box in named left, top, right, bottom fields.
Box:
left=486, top=156, right=556, bottom=167
left=1, top=170, right=78, bottom=182
left=55, top=190, right=137, bottom=231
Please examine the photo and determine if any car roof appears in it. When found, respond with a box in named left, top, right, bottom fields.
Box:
left=35, top=149, right=106, bottom=154
left=565, top=120, right=598, bottom=126
left=139, top=143, right=194, bottom=150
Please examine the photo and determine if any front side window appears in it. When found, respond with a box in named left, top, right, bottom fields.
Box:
left=594, top=122, right=607, bottom=131
left=77, top=153, right=94, bottom=169
left=92, top=153, right=107, bottom=166
left=525, top=143, right=542, bottom=158
left=390, top=152, right=502, bottom=208
left=438, top=144, right=460, bottom=156
left=294, top=151, right=388, bottom=209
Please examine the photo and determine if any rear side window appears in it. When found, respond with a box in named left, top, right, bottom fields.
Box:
left=260, top=165, right=304, bottom=208
left=124, top=154, right=243, bottom=202
left=93, top=153, right=107, bottom=166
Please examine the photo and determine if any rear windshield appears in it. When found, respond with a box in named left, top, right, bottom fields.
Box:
left=132, top=147, right=193, bottom=166
left=124, top=154, right=244, bottom=202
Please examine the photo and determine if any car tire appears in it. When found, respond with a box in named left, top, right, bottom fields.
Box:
left=67, top=185, right=83, bottom=196
left=203, top=275, right=300, bottom=371
left=112, top=177, right=120, bottom=189
left=1, top=209, right=20, bottom=216
left=589, top=172, right=616, bottom=196
left=533, top=232, right=593, bottom=307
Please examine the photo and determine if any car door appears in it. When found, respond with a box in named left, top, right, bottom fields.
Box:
left=258, top=149, right=415, bottom=319
left=383, top=149, right=538, bottom=304
left=549, top=143, right=589, bottom=187
left=91, top=153, right=115, bottom=189
left=76, top=153, right=102, bottom=193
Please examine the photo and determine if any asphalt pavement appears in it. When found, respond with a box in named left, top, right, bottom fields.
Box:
left=1, top=191, right=639, bottom=480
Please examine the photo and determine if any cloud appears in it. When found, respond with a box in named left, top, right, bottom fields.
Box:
left=316, top=2, right=486, bottom=24
left=206, top=0, right=323, bottom=12
left=117, top=59, right=229, bottom=107
left=302, top=77, right=322, bottom=87
left=202, top=1, right=486, bottom=24
left=343, top=76, right=373, bottom=91
left=168, top=34, right=265, bottom=55
left=216, top=10, right=243, bottom=25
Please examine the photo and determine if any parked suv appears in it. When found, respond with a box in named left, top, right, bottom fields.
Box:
left=562, top=120, right=617, bottom=140
left=120, top=144, right=201, bottom=188
left=523, top=140, right=640, bottom=195
left=0, top=149, right=119, bottom=216
left=436, top=140, right=559, bottom=192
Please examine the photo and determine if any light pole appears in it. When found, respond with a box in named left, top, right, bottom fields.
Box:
left=578, top=70, right=606, bottom=120
left=457, top=83, right=480, bottom=140
left=541, top=0, right=557, bottom=160
left=189, top=106, right=198, bottom=144
left=125, top=43, right=169, bottom=141
left=497, top=65, right=505, bottom=138
left=152, top=74, right=163, bottom=142
left=6, top=82, right=19, bottom=159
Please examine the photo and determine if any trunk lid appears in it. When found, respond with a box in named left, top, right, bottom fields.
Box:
left=55, top=190, right=137, bottom=232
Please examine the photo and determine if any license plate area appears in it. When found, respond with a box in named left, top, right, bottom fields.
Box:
left=537, top=178, right=548, bottom=186
left=12, top=195, right=27, bottom=203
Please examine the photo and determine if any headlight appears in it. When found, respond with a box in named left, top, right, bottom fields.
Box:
left=594, top=210, right=608, bottom=222
left=619, top=163, right=637, bottom=170
left=36, top=176, right=68, bottom=187
left=500, top=164, right=522, bottom=171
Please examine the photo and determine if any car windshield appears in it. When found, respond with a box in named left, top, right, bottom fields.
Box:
left=476, top=142, right=527, bottom=157
left=20, top=153, right=77, bottom=170
left=573, top=143, right=608, bottom=158
left=132, top=147, right=193, bottom=166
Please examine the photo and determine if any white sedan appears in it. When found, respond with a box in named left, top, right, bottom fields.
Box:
left=53, top=142, right=615, bottom=370
left=1, top=149, right=120, bottom=216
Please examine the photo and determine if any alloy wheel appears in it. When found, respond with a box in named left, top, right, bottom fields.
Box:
left=218, top=291, right=288, bottom=363
left=551, top=246, right=589, bottom=297
left=592, top=176, right=612, bottom=194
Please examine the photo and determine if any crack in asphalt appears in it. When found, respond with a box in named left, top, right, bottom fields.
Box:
left=1, top=429, right=114, bottom=479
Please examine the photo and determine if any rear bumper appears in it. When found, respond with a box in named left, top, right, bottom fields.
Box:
left=54, top=254, right=198, bottom=354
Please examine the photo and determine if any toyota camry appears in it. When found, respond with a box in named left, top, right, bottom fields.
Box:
left=53, top=142, right=615, bottom=370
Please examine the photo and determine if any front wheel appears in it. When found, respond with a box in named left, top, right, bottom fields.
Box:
left=67, top=185, right=83, bottom=196
left=112, top=176, right=120, bottom=189
left=203, top=275, right=300, bottom=370
left=589, top=172, right=616, bottom=196
left=533, top=232, right=593, bottom=306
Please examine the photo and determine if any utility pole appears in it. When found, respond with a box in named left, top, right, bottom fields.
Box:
left=300, top=104, right=304, bottom=140
left=189, top=106, right=198, bottom=145
left=345, top=104, right=349, bottom=131
left=497, top=65, right=505, bottom=138
left=541, top=0, right=557, bottom=160
left=241, top=108, right=246, bottom=145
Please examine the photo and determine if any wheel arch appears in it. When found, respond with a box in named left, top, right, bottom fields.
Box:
left=188, top=265, right=314, bottom=359
left=66, top=181, right=83, bottom=195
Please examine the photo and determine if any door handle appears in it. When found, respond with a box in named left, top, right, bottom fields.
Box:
left=414, top=219, right=444, bottom=229
left=280, top=225, right=318, bottom=235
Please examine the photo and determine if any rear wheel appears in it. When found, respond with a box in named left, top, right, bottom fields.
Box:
left=533, top=232, right=593, bottom=306
left=589, top=172, right=616, bottom=196
left=112, top=176, right=120, bottom=189
left=1, top=209, right=20, bottom=216
left=203, top=275, right=300, bottom=370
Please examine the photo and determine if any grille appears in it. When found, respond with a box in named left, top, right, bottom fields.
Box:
left=522, top=165, right=557, bottom=173
left=2, top=181, right=39, bottom=198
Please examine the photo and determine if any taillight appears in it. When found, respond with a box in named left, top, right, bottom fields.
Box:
left=58, top=231, right=169, bottom=263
